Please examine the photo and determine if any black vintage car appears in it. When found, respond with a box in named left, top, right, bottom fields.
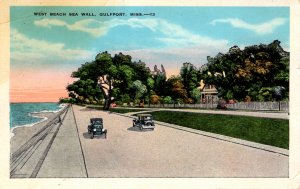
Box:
left=133, top=114, right=155, bottom=130
left=87, top=118, right=107, bottom=139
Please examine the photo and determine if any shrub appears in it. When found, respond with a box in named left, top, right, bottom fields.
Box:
left=217, top=99, right=227, bottom=109
left=163, top=96, right=173, bottom=104
left=151, top=95, right=161, bottom=104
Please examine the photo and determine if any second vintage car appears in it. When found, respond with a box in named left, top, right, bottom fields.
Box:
left=133, top=114, right=155, bottom=130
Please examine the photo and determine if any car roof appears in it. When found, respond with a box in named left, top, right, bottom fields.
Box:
left=91, top=118, right=103, bottom=121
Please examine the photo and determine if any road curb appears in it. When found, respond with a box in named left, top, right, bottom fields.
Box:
left=111, top=111, right=289, bottom=156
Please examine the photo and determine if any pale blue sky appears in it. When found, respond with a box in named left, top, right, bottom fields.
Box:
left=11, top=6, right=289, bottom=75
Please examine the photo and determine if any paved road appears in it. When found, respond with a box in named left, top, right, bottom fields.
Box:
left=72, top=105, right=288, bottom=177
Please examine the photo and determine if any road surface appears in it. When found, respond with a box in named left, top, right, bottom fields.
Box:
left=72, top=105, right=288, bottom=177
left=11, top=105, right=288, bottom=178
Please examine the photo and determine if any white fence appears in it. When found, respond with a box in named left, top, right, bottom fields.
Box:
left=148, top=101, right=288, bottom=111
left=149, top=103, right=217, bottom=109
left=226, top=101, right=289, bottom=111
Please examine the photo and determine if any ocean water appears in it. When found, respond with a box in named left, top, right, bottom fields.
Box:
left=10, top=102, right=64, bottom=128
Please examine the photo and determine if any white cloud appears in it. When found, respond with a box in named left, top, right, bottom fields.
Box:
left=210, top=18, right=286, bottom=35
left=11, top=28, right=95, bottom=64
left=34, top=18, right=66, bottom=28
left=34, top=18, right=157, bottom=37
left=34, top=18, right=229, bottom=49
left=31, top=18, right=232, bottom=75
left=110, top=43, right=228, bottom=77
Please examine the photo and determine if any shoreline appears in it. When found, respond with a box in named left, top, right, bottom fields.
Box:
left=10, top=104, right=67, bottom=154
left=10, top=113, right=49, bottom=139
left=10, top=103, right=67, bottom=136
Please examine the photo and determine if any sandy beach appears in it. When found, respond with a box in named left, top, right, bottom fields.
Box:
left=10, top=111, right=60, bottom=154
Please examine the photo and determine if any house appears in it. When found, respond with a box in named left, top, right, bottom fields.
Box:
left=198, top=80, right=218, bottom=104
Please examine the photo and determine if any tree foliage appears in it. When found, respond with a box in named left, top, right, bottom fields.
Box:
left=203, top=40, right=289, bottom=101
left=68, top=51, right=151, bottom=109
left=65, top=40, right=289, bottom=106
left=180, top=62, right=201, bottom=102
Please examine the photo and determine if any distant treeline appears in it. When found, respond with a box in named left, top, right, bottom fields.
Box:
left=60, top=40, right=289, bottom=110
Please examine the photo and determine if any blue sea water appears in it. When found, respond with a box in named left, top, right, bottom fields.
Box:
left=10, top=102, right=63, bottom=128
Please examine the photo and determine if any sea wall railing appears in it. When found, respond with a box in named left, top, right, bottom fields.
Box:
left=10, top=104, right=70, bottom=176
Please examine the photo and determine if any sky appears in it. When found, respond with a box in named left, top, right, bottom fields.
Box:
left=10, top=6, right=290, bottom=102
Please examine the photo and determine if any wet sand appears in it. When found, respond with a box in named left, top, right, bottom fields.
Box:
left=10, top=111, right=59, bottom=154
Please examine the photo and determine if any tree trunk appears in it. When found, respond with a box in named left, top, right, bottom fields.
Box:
left=103, top=97, right=111, bottom=110
left=148, top=93, right=150, bottom=108
left=103, top=89, right=112, bottom=110
left=98, top=78, right=112, bottom=111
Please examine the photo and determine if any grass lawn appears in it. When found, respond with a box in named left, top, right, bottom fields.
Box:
left=147, top=111, right=289, bottom=149
left=109, top=108, right=146, bottom=114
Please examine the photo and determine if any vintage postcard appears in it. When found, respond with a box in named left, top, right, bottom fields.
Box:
left=1, top=0, right=300, bottom=189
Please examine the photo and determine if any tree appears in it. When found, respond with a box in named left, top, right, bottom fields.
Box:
left=71, top=52, right=115, bottom=109
left=190, top=88, right=201, bottom=103
left=167, top=75, right=188, bottom=103
left=162, top=96, right=173, bottom=104
left=150, top=95, right=160, bottom=104
left=146, top=77, right=155, bottom=106
left=131, top=80, right=148, bottom=104
left=153, top=72, right=167, bottom=96
left=180, top=62, right=200, bottom=102
left=70, top=51, right=152, bottom=110
left=203, top=40, right=289, bottom=101
left=66, top=79, right=102, bottom=104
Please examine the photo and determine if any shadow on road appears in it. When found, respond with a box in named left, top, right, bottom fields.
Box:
left=82, top=132, right=106, bottom=139
left=127, top=127, right=154, bottom=132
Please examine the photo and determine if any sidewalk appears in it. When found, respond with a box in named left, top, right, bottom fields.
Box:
left=36, top=106, right=87, bottom=178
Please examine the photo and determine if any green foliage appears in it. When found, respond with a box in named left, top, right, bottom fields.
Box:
left=66, top=41, right=288, bottom=106
left=66, top=78, right=101, bottom=104
left=180, top=62, right=200, bottom=100
left=59, top=97, right=75, bottom=103
left=190, top=88, right=201, bottom=103
left=69, top=51, right=152, bottom=109
left=204, top=40, right=289, bottom=101
left=147, top=77, right=155, bottom=89
left=153, top=73, right=167, bottom=96
left=120, top=94, right=131, bottom=103
left=163, top=96, right=173, bottom=104
left=131, top=80, right=148, bottom=101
